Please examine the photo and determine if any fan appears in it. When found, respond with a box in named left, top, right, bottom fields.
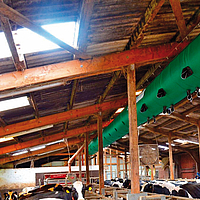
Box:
left=139, top=144, right=159, bottom=166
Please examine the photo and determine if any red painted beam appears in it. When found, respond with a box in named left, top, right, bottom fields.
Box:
left=0, top=121, right=109, bottom=155
left=0, top=41, right=189, bottom=91
left=0, top=98, right=127, bottom=137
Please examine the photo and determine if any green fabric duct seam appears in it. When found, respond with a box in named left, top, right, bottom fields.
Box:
left=89, top=34, right=200, bottom=155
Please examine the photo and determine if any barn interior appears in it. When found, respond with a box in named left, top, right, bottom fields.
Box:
left=0, top=0, right=200, bottom=199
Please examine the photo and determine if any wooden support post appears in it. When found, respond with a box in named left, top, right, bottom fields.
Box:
left=151, top=165, right=154, bottom=180
left=110, top=149, right=112, bottom=179
left=125, top=151, right=128, bottom=178
left=98, top=113, right=104, bottom=194
left=198, top=121, right=200, bottom=172
left=117, top=150, right=120, bottom=178
left=104, top=151, right=107, bottom=180
left=168, top=132, right=174, bottom=180
left=96, top=152, right=99, bottom=165
left=78, top=151, right=82, bottom=181
left=127, top=64, right=140, bottom=194
left=85, top=133, right=90, bottom=184
left=82, top=152, right=84, bottom=166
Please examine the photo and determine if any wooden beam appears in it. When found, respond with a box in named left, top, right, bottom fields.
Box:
left=175, top=7, right=200, bottom=42
left=136, top=64, right=161, bottom=90
left=13, top=147, right=72, bottom=166
left=0, top=117, right=6, bottom=127
left=127, top=64, right=140, bottom=194
left=78, top=146, right=82, bottom=181
left=0, top=41, right=189, bottom=92
left=0, top=2, right=88, bottom=59
left=168, top=132, right=174, bottom=180
left=169, top=0, right=187, bottom=40
left=0, top=98, right=127, bottom=137
left=0, top=122, right=107, bottom=155
left=97, top=113, right=104, bottom=194
left=167, top=112, right=198, bottom=125
left=125, top=0, right=165, bottom=49
left=125, top=151, right=128, bottom=177
left=68, top=79, right=79, bottom=110
left=85, top=133, right=90, bottom=184
left=0, top=141, right=77, bottom=165
left=98, top=71, right=121, bottom=103
left=77, top=0, right=95, bottom=52
left=0, top=16, right=26, bottom=71
left=68, top=144, right=84, bottom=173
left=29, top=93, right=40, bottom=118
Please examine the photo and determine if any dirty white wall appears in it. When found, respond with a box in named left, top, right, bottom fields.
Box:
left=0, top=165, right=98, bottom=190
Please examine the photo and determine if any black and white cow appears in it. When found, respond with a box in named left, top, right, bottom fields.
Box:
left=142, top=180, right=193, bottom=198
left=4, top=191, right=18, bottom=200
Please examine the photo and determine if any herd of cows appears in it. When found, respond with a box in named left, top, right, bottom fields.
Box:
left=3, top=181, right=93, bottom=200
left=2, top=178, right=200, bottom=199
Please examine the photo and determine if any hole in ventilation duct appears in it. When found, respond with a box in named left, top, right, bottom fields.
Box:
left=122, top=121, right=125, bottom=125
left=181, top=66, right=193, bottom=79
left=114, top=128, right=117, bottom=132
left=140, top=103, right=148, bottom=113
left=157, top=88, right=166, bottom=98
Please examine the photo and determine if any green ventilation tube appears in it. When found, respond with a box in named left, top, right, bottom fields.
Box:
left=89, top=34, right=200, bottom=155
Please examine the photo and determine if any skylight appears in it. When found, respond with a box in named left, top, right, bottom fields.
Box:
left=0, top=22, right=77, bottom=59
left=0, top=96, right=30, bottom=112
left=173, top=139, right=199, bottom=145
left=115, top=107, right=125, bottom=114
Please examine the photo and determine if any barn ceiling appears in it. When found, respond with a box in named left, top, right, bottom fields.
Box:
left=0, top=0, right=199, bottom=167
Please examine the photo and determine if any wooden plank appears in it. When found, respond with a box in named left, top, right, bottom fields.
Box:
left=85, top=132, right=90, bottom=184
left=98, top=113, right=104, bottom=194
left=169, top=0, right=187, bottom=40
left=127, top=64, right=140, bottom=194
left=0, top=98, right=127, bottom=137
left=0, top=2, right=88, bottom=59
left=0, top=122, right=107, bottom=155
left=168, top=132, right=174, bottom=180
left=125, top=0, right=165, bottom=49
left=0, top=16, right=26, bottom=71
left=77, top=0, right=95, bottom=52
left=0, top=41, right=189, bottom=92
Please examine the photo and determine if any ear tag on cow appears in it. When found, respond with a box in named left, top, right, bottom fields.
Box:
left=66, top=190, right=70, bottom=193
left=89, top=187, right=92, bottom=191
left=48, top=187, right=54, bottom=192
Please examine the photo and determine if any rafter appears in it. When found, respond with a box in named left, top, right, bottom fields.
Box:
left=29, top=93, right=40, bottom=118
left=68, top=79, right=79, bottom=110
left=169, top=0, right=187, bottom=40
left=98, top=71, right=121, bottom=104
left=0, top=98, right=127, bottom=137
left=13, top=147, right=72, bottom=166
left=167, top=112, right=198, bottom=126
left=0, top=2, right=88, bottom=59
left=125, top=0, right=165, bottom=50
left=0, top=117, right=6, bottom=127
left=0, top=41, right=189, bottom=92
left=0, top=16, right=26, bottom=71
left=0, top=121, right=109, bottom=155
left=136, top=63, right=161, bottom=90
left=77, top=0, right=95, bottom=52
left=145, top=126, right=198, bottom=143
left=0, top=141, right=76, bottom=165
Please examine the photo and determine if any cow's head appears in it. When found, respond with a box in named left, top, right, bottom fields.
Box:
left=65, top=181, right=93, bottom=200
left=4, top=191, right=18, bottom=200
